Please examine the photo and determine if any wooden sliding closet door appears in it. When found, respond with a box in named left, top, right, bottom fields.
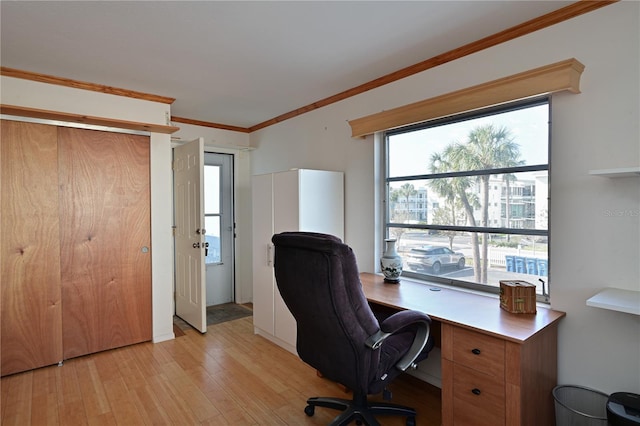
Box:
left=58, top=127, right=152, bottom=359
left=1, top=120, right=63, bottom=376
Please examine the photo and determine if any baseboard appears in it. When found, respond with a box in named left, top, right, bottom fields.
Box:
left=153, top=331, right=175, bottom=343
left=253, top=327, right=297, bottom=356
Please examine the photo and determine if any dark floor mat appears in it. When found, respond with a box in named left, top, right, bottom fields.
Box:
left=173, top=303, right=253, bottom=334
left=206, top=303, right=253, bottom=326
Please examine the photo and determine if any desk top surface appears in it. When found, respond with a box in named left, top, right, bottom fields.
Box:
left=360, top=272, right=565, bottom=343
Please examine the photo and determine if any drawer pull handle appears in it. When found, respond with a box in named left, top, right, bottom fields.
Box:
left=471, top=348, right=481, bottom=355
left=472, top=388, right=481, bottom=396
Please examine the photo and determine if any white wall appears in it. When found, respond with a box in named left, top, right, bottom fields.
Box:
left=1, top=76, right=176, bottom=343
left=249, top=2, right=640, bottom=394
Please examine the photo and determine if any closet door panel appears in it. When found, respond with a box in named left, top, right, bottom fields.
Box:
left=1, top=120, right=63, bottom=376
left=58, top=128, right=151, bottom=359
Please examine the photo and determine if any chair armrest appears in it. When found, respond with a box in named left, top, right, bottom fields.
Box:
left=364, top=310, right=431, bottom=372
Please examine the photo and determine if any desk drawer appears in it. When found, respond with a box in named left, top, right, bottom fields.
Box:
left=452, top=363, right=505, bottom=426
left=452, top=327, right=504, bottom=378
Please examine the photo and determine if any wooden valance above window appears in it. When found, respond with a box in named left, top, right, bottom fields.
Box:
left=348, top=58, right=584, bottom=138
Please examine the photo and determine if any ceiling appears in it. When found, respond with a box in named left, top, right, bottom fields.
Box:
left=1, top=1, right=576, bottom=130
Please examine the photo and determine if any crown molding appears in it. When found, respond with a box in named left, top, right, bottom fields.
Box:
left=1, top=67, right=175, bottom=105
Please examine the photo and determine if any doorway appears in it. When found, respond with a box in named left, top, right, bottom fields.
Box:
left=203, top=152, right=235, bottom=306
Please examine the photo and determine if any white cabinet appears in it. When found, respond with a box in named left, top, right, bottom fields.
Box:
left=252, top=169, right=344, bottom=354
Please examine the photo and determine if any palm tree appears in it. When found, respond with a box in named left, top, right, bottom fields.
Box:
left=432, top=205, right=463, bottom=250
left=429, top=124, right=523, bottom=283
left=388, top=183, right=418, bottom=243
left=429, top=148, right=482, bottom=281
left=396, top=183, right=418, bottom=221
left=503, top=172, right=517, bottom=240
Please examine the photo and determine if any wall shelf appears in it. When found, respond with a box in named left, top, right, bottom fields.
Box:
left=589, top=167, right=640, bottom=178
left=586, top=288, right=640, bottom=315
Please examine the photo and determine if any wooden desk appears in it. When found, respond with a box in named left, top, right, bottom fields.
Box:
left=360, top=273, right=566, bottom=426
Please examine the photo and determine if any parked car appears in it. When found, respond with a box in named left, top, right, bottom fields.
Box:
left=406, top=246, right=465, bottom=274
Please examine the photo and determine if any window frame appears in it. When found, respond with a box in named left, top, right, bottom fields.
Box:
left=383, top=96, right=551, bottom=302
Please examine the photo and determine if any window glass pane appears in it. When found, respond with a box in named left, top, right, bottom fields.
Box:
left=204, top=165, right=220, bottom=214
left=385, top=99, right=550, bottom=298
left=204, top=216, right=221, bottom=264
left=395, top=228, right=548, bottom=294
left=388, top=104, right=548, bottom=178
left=389, top=171, right=548, bottom=230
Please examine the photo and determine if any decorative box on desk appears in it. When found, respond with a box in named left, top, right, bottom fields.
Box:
left=500, top=280, right=536, bottom=313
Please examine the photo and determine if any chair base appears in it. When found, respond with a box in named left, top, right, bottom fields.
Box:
left=305, top=396, right=417, bottom=426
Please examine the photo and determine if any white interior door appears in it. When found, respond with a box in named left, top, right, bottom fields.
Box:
left=173, top=138, right=206, bottom=333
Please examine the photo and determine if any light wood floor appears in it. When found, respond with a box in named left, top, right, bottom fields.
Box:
left=0, top=316, right=441, bottom=425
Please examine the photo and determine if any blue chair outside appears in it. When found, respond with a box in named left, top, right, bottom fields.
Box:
left=536, top=259, right=548, bottom=277
left=505, top=255, right=515, bottom=272
left=525, top=258, right=538, bottom=275
left=515, top=256, right=525, bottom=273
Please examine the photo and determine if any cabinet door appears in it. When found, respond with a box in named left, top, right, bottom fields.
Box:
left=298, top=169, right=344, bottom=239
left=273, top=170, right=299, bottom=234
left=1, top=120, right=63, bottom=376
left=252, top=174, right=275, bottom=335
left=452, top=364, right=505, bottom=426
left=58, top=128, right=152, bottom=359
left=272, top=171, right=299, bottom=347
left=451, top=327, right=505, bottom=378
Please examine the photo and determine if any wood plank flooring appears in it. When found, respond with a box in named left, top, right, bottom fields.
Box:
left=0, top=317, right=441, bottom=425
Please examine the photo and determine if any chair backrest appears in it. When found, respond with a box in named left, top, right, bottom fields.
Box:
left=271, top=232, right=381, bottom=393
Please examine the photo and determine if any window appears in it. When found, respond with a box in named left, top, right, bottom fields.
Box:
left=385, top=97, right=550, bottom=301
left=204, top=164, right=222, bottom=264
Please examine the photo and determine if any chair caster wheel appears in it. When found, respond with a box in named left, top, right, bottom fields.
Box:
left=406, top=416, right=416, bottom=426
left=304, top=405, right=315, bottom=417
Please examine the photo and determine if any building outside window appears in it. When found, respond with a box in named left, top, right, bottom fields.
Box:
left=385, top=97, right=550, bottom=301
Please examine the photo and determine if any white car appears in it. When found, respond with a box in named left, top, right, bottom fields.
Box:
left=407, top=246, right=465, bottom=274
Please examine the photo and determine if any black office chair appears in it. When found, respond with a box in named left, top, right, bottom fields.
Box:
left=271, top=232, right=434, bottom=426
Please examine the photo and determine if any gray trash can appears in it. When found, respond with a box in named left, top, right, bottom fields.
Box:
left=553, top=385, right=609, bottom=426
